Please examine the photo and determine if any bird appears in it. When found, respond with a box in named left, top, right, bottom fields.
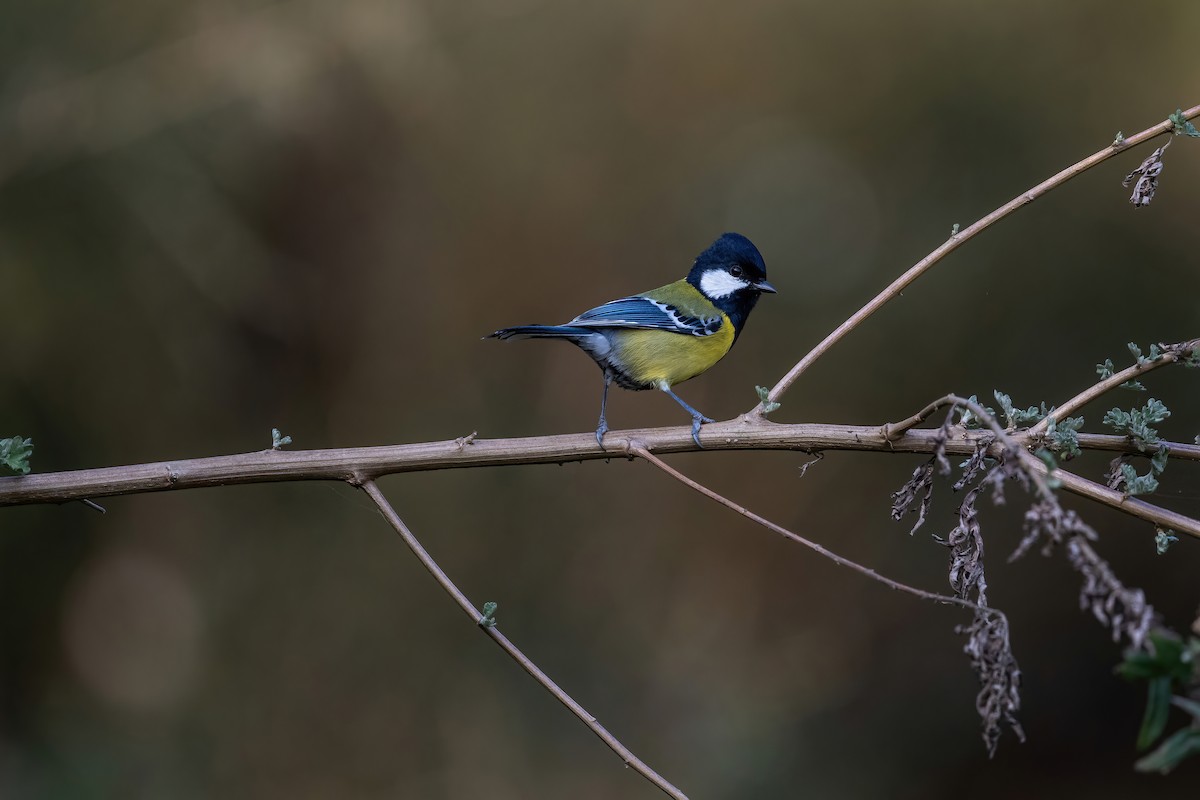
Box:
left=486, top=232, right=776, bottom=448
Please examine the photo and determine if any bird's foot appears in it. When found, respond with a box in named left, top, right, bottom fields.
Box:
left=689, top=415, right=709, bottom=448
left=595, top=418, right=609, bottom=449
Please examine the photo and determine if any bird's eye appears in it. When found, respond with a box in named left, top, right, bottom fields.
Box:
left=730, top=265, right=744, bottom=278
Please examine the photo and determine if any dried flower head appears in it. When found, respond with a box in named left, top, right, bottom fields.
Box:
left=1123, top=139, right=1171, bottom=207
left=959, top=610, right=1024, bottom=756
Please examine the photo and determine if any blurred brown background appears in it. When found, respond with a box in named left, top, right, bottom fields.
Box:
left=3, top=0, right=1200, bottom=797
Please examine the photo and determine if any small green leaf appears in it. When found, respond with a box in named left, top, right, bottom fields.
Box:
left=1119, top=463, right=1159, bottom=496
left=1096, top=358, right=1115, bottom=380
left=1121, top=380, right=1146, bottom=391
left=1138, top=676, right=1173, bottom=750
left=950, top=223, right=960, bottom=236
left=1104, top=399, right=1170, bottom=452
left=958, top=395, right=994, bottom=429
left=0, top=436, right=33, bottom=475
left=1103, top=408, right=1131, bottom=430
left=1143, top=398, right=1170, bottom=423
left=1124, top=342, right=1163, bottom=367
left=992, top=390, right=1044, bottom=428
left=479, top=601, right=498, bottom=627
left=1045, top=415, right=1084, bottom=459
left=993, top=390, right=1013, bottom=420
left=1113, top=131, right=1125, bottom=146
left=755, top=386, right=781, bottom=415
left=1150, top=446, right=1169, bottom=475
left=1116, top=631, right=1193, bottom=682
left=271, top=428, right=293, bottom=450
left=1169, top=108, right=1200, bottom=138
left=1135, top=727, right=1200, bottom=774
left=1155, top=529, right=1178, bottom=555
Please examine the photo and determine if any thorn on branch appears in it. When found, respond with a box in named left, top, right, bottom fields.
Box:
left=455, top=431, right=478, bottom=450
left=78, top=498, right=107, bottom=514
left=797, top=451, right=824, bottom=478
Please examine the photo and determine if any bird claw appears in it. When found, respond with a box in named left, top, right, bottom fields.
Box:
left=595, top=419, right=609, bottom=449
left=690, top=416, right=706, bottom=448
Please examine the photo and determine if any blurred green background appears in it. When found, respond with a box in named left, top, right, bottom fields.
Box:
left=3, top=0, right=1200, bottom=797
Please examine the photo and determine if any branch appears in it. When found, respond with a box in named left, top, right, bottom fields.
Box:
left=4, top=421, right=1196, bottom=535
left=757, top=105, right=1200, bottom=411
left=1073, top=434, right=1199, bottom=462
left=361, top=481, right=689, bottom=800
left=1040, top=467, right=1200, bottom=541
left=1029, top=338, right=1200, bottom=436
left=0, top=421, right=974, bottom=505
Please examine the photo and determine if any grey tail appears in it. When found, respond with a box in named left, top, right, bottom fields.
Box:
left=486, top=324, right=594, bottom=341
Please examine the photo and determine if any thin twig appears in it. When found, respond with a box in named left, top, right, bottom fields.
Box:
left=630, top=444, right=993, bottom=614
left=1029, top=338, right=1200, bottom=436
left=757, top=105, right=1200, bottom=411
left=360, top=480, right=689, bottom=800
left=882, top=396, right=966, bottom=440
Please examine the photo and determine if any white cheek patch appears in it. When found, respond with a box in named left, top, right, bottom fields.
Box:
left=699, top=269, right=751, bottom=299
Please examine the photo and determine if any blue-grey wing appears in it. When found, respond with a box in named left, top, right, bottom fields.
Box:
left=567, top=297, right=721, bottom=337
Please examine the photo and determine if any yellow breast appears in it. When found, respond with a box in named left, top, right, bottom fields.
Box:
left=611, top=315, right=735, bottom=388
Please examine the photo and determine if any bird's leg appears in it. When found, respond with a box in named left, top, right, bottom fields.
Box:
left=660, top=386, right=715, bottom=448
left=595, top=373, right=612, bottom=448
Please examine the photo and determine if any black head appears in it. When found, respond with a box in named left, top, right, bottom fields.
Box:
left=685, top=232, right=776, bottom=336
